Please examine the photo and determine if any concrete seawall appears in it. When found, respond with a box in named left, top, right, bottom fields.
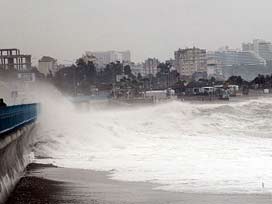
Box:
left=0, top=122, right=36, bottom=203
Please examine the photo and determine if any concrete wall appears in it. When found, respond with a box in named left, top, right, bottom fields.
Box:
left=0, top=123, right=36, bottom=203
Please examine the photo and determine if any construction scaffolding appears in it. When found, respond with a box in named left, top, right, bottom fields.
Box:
left=0, top=48, right=31, bottom=71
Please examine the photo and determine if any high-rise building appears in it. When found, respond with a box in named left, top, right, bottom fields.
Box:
left=207, top=50, right=265, bottom=67
left=206, top=57, right=223, bottom=80
left=174, top=47, right=207, bottom=76
left=254, top=39, right=272, bottom=62
left=143, top=58, right=160, bottom=76
left=209, top=46, right=269, bottom=80
left=242, top=39, right=272, bottom=64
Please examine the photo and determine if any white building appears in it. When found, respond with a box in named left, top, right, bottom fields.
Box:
left=253, top=39, right=272, bottom=63
left=174, top=47, right=207, bottom=76
left=38, top=56, right=58, bottom=76
left=206, top=57, right=223, bottom=80
left=84, top=50, right=131, bottom=67
left=143, top=58, right=160, bottom=76
left=207, top=49, right=265, bottom=67
left=242, top=39, right=272, bottom=64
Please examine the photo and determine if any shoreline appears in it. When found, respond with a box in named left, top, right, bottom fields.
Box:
left=5, top=163, right=272, bottom=204
left=109, top=92, right=272, bottom=107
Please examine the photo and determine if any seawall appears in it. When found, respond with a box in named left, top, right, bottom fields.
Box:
left=0, top=103, right=39, bottom=203
left=0, top=122, right=36, bottom=203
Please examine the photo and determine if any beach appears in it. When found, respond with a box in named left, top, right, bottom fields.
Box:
left=5, top=163, right=272, bottom=204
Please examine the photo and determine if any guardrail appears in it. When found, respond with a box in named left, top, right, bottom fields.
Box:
left=0, top=103, right=39, bottom=135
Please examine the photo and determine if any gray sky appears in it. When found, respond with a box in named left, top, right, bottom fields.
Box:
left=1, top=0, right=272, bottom=64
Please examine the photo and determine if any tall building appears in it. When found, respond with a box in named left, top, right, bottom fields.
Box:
left=0, top=48, right=31, bottom=71
left=206, top=57, right=223, bottom=80
left=174, top=47, right=207, bottom=76
left=242, top=39, right=272, bottom=64
left=84, top=50, right=131, bottom=67
left=38, top=56, right=58, bottom=76
left=207, top=49, right=265, bottom=67
left=254, top=39, right=272, bottom=62
left=209, top=46, right=269, bottom=80
left=143, top=58, right=160, bottom=76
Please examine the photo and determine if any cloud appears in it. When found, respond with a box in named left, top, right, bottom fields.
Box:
left=1, top=0, right=272, bottom=63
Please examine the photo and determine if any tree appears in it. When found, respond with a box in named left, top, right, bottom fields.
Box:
left=210, top=76, right=216, bottom=83
left=124, top=65, right=132, bottom=75
left=76, top=58, right=87, bottom=67
left=227, top=75, right=245, bottom=86
left=53, top=58, right=98, bottom=95
left=137, top=73, right=142, bottom=80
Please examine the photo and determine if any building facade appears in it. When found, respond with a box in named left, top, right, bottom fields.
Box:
left=143, top=58, right=160, bottom=76
left=38, top=56, right=58, bottom=76
left=207, top=50, right=265, bottom=67
left=0, top=49, right=31, bottom=71
left=84, top=50, right=131, bottom=67
left=206, top=58, right=223, bottom=80
left=242, top=39, right=272, bottom=65
left=254, top=39, right=272, bottom=63
left=174, top=47, right=207, bottom=77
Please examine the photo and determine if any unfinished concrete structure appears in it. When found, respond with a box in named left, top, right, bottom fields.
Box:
left=0, top=49, right=31, bottom=71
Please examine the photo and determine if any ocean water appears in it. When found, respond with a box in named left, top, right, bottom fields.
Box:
left=33, top=87, right=272, bottom=194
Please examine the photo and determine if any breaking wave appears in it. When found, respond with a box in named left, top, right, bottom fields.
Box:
left=33, top=86, right=272, bottom=194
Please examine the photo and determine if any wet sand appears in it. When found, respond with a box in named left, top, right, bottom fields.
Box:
left=5, top=163, right=272, bottom=204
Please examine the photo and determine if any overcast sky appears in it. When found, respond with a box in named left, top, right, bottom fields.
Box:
left=1, top=0, right=272, bottom=64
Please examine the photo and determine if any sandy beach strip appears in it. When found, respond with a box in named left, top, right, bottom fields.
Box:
left=5, top=163, right=272, bottom=204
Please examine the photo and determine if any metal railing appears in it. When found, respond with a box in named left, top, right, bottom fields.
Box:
left=0, top=103, right=39, bottom=135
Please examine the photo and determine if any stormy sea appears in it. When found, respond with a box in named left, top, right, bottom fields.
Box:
left=3, top=84, right=272, bottom=203
left=34, top=88, right=272, bottom=194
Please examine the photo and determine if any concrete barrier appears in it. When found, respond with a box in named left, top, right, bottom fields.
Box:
left=0, top=104, right=39, bottom=203
left=0, top=122, right=36, bottom=203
